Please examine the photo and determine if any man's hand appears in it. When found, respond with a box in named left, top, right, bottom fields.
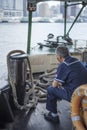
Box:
left=52, top=80, right=59, bottom=88
left=52, top=80, right=62, bottom=88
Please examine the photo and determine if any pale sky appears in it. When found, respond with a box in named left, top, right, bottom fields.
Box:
left=47, top=1, right=60, bottom=6
left=38, top=1, right=60, bottom=6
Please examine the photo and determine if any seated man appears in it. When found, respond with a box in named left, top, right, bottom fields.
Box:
left=44, top=46, right=87, bottom=123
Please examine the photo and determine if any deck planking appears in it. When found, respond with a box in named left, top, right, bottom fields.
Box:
left=4, top=100, right=73, bottom=130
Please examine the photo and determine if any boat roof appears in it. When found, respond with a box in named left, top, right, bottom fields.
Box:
left=36, top=0, right=87, bottom=2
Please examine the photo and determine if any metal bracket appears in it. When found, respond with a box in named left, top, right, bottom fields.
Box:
left=27, top=0, right=37, bottom=12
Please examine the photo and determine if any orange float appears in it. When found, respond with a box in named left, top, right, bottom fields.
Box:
left=81, top=96, right=87, bottom=128
left=71, top=84, right=87, bottom=130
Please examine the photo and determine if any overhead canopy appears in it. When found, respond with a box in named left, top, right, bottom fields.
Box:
left=36, top=0, right=87, bottom=2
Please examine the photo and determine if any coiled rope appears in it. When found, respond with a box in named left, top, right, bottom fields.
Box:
left=7, top=50, right=37, bottom=110
left=7, top=50, right=57, bottom=109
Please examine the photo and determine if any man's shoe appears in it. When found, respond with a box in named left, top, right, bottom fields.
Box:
left=44, top=112, right=59, bottom=123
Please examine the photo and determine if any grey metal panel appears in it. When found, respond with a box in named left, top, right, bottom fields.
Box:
left=36, top=0, right=87, bottom=2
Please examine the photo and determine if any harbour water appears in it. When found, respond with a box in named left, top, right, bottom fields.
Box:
left=0, top=22, right=87, bottom=79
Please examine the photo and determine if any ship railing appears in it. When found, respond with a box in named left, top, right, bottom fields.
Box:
left=73, top=39, right=87, bottom=51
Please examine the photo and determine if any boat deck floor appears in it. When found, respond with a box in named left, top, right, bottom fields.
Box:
left=2, top=100, right=73, bottom=130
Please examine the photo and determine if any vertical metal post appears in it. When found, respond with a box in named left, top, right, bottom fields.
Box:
left=27, top=11, right=32, bottom=54
left=64, top=1, right=67, bottom=36
left=66, top=4, right=85, bottom=36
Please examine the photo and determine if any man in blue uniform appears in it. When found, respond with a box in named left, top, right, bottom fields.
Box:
left=44, top=46, right=87, bottom=123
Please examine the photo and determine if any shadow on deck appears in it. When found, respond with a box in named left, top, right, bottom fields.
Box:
left=4, top=100, right=73, bottom=130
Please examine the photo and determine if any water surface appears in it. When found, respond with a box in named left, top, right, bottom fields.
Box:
left=0, top=22, right=87, bottom=78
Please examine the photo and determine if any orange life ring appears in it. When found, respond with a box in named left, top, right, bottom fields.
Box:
left=81, top=96, right=87, bottom=128
left=71, top=84, right=87, bottom=130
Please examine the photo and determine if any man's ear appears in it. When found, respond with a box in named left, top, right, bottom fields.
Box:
left=60, top=56, right=63, bottom=59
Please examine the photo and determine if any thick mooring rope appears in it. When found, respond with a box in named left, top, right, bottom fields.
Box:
left=7, top=50, right=57, bottom=110
left=33, top=68, right=57, bottom=102
left=7, top=50, right=37, bottom=110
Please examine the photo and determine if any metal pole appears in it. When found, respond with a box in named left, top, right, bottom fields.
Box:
left=64, top=1, right=67, bottom=36
left=66, top=5, right=85, bottom=36
left=27, top=11, right=32, bottom=54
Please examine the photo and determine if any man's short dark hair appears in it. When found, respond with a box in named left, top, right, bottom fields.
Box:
left=56, top=45, right=70, bottom=58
